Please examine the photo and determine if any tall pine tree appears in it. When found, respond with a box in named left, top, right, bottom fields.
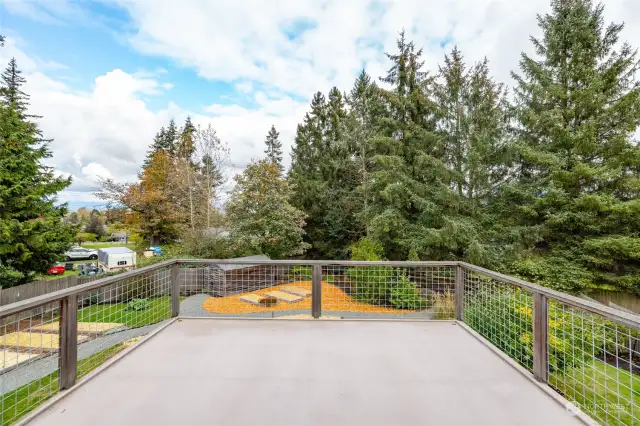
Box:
left=264, top=125, right=283, bottom=172
left=0, top=58, right=74, bottom=287
left=505, top=0, right=640, bottom=292
left=143, top=118, right=178, bottom=169
left=433, top=47, right=511, bottom=265
left=366, top=31, right=470, bottom=261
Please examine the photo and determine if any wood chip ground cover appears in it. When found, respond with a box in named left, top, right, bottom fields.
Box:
left=202, top=281, right=418, bottom=314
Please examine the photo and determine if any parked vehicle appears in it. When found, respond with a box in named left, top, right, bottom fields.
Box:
left=64, top=246, right=99, bottom=261
left=80, top=264, right=104, bottom=276
left=98, top=247, right=136, bottom=272
left=148, top=246, right=163, bottom=256
left=47, top=264, right=66, bottom=275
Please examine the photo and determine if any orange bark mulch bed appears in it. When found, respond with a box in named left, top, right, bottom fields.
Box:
left=202, top=281, right=414, bottom=315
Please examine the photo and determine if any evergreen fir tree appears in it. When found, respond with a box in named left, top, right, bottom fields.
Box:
left=264, top=125, right=283, bottom=171
left=177, top=116, right=196, bottom=159
left=505, top=0, right=640, bottom=292
left=143, top=118, right=180, bottom=169
left=0, top=59, right=74, bottom=288
left=164, top=118, right=178, bottom=154
left=1, top=58, right=29, bottom=115
left=433, top=47, right=510, bottom=265
left=289, top=88, right=362, bottom=259
left=367, top=32, right=467, bottom=261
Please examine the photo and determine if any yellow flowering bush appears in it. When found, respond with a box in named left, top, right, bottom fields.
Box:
left=464, top=286, right=628, bottom=373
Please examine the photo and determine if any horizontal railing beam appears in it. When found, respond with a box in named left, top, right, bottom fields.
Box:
left=0, top=259, right=176, bottom=317
left=175, top=259, right=459, bottom=267
left=1, top=257, right=638, bottom=331
left=459, top=262, right=640, bottom=330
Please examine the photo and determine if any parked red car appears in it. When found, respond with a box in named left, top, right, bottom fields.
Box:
left=47, top=264, right=66, bottom=275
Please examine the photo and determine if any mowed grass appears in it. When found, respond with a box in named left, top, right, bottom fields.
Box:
left=0, top=297, right=171, bottom=425
left=0, top=344, right=127, bottom=426
left=77, top=296, right=172, bottom=328
left=551, top=359, right=640, bottom=425
left=39, top=260, right=99, bottom=281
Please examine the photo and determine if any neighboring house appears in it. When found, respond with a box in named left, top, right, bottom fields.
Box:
left=110, top=232, right=128, bottom=243
left=206, top=255, right=274, bottom=296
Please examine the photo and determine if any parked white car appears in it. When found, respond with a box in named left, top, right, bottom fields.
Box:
left=64, top=246, right=99, bottom=260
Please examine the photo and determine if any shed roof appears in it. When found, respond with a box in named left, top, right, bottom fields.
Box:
left=98, top=247, right=135, bottom=254
left=215, top=255, right=271, bottom=271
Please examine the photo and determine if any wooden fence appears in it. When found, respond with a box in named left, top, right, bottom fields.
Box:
left=0, top=268, right=207, bottom=307
left=0, top=276, right=100, bottom=306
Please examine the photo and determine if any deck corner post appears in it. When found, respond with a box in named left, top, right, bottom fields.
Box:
left=59, top=294, right=78, bottom=390
left=533, top=292, right=549, bottom=383
left=312, top=264, right=322, bottom=319
left=455, top=264, right=464, bottom=321
left=171, top=262, right=180, bottom=317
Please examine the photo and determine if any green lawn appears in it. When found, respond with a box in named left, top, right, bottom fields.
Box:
left=77, top=296, right=172, bottom=328
left=0, top=297, right=172, bottom=424
left=39, top=260, right=98, bottom=281
left=0, top=344, right=127, bottom=426
left=551, top=359, right=640, bottom=425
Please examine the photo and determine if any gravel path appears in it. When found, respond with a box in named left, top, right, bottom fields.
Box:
left=179, top=294, right=216, bottom=317
left=0, top=320, right=170, bottom=394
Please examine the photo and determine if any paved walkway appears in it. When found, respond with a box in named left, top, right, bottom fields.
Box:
left=0, top=320, right=170, bottom=394
left=31, top=320, right=584, bottom=426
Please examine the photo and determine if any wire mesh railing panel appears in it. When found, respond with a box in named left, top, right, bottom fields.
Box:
left=75, top=270, right=172, bottom=378
left=0, top=302, right=62, bottom=425
left=462, top=269, right=534, bottom=371
left=179, top=263, right=315, bottom=318
left=320, top=264, right=455, bottom=319
left=548, top=300, right=640, bottom=425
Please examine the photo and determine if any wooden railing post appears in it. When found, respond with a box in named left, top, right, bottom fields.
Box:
left=533, top=292, right=549, bottom=383
left=171, top=263, right=180, bottom=317
left=455, top=264, right=464, bottom=321
left=59, top=292, right=78, bottom=390
left=312, top=265, right=322, bottom=319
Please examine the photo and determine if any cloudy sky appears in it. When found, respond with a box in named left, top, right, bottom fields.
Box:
left=2, top=0, right=639, bottom=208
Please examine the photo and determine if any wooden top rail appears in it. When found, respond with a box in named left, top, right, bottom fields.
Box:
left=0, top=260, right=176, bottom=317
left=460, top=262, right=640, bottom=330
left=1, top=258, right=638, bottom=330
left=176, top=259, right=459, bottom=267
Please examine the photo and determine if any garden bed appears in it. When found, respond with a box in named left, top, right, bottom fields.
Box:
left=202, top=281, right=423, bottom=315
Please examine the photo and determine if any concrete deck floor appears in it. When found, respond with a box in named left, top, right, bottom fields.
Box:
left=31, top=320, right=584, bottom=426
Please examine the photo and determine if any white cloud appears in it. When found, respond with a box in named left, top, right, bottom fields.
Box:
left=235, top=81, right=253, bottom=94
left=110, top=0, right=640, bottom=95
left=1, top=38, right=177, bottom=203
left=6, top=0, right=640, bottom=206
left=201, top=92, right=307, bottom=170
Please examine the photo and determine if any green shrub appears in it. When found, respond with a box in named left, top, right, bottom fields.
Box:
left=346, top=266, right=395, bottom=304
left=125, top=298, right=151, bottom=312
left=76, top=232, right=97, bottom=244
left=464, top=286, right=534, bottom=370
left=349, top=238, right=384, bottom=261
left=346, top=267, right=427, bottom=310
left=183, top=233, right=232, bottom=259
left=511, top=255, right=592, bottom=293
left=464, top=284, right=610, bottom=373
left=291, top=265, right=312, bottom=280
left=389, top=276, right=427, bottom=309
